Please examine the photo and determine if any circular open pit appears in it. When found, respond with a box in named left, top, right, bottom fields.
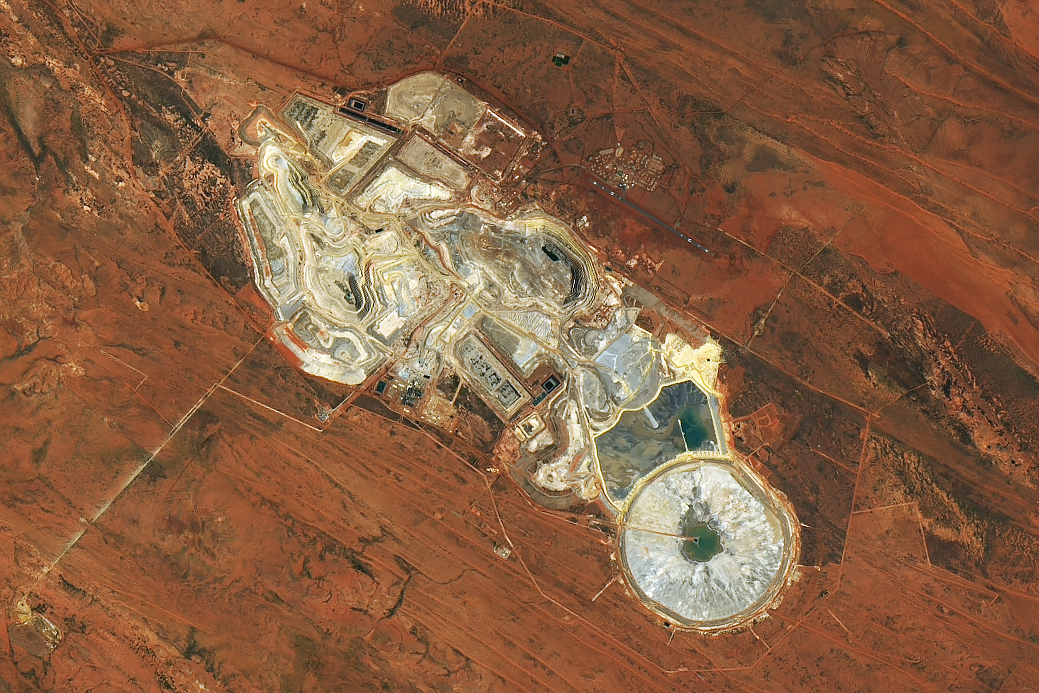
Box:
left=619, top=457, right=798, bottom=630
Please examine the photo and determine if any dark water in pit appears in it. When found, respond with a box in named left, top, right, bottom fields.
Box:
left=681, top=518, right=723, bottom=563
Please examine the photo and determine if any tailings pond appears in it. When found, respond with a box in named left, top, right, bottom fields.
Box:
left=595, top=380, right=719, bottom=500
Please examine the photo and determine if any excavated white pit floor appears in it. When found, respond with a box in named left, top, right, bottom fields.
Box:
left=620, top=459, right=790, bottom=627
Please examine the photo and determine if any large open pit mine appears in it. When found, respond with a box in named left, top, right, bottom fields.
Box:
left=2, top=0, right=1039, bottom=690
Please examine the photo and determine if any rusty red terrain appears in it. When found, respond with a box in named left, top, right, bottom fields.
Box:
left=1, top=0, right=1039, bottom=691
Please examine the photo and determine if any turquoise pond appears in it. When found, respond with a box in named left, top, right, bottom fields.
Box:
left=678, top=405, right=712, bottom=451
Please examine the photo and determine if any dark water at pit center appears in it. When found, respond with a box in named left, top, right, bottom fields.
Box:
left=681, top=515, right=723, bottom=563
